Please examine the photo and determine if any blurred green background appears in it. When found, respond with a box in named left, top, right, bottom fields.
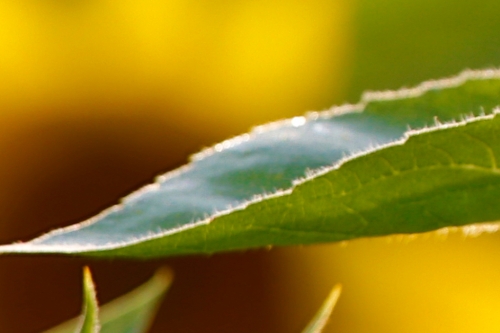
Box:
left=1, top=0, right=500, bottom=332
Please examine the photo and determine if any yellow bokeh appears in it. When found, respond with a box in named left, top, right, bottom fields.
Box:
left=0, top=0, right=351, bottom=136
left=272, top=230, right=500, bottom=333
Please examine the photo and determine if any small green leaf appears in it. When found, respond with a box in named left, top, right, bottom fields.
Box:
left=44, top=268, right=172, bottom=333
left=301, top=284, right=342, bottom=333
left=77, top=267, right=100, bottom=333
left=2, top=69, right=500, bottom=258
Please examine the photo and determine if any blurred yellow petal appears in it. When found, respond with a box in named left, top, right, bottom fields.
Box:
left=0, top=0, right=352, bottom=135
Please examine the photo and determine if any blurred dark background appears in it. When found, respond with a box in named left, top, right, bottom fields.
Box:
left=2, top=1, right=500, bottom=332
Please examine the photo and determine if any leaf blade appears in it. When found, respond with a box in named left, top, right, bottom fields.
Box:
left=2, top=69, right=500, bottom=257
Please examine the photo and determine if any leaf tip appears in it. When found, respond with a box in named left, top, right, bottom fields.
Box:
left=301, top=283, right=342, bottom=333
left=151, top=266, right=174, bottom=290
left=82, top=266, right=96, bottom=295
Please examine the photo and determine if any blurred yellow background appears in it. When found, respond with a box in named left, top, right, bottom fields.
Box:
left=1, top=0, right=500, bottom=332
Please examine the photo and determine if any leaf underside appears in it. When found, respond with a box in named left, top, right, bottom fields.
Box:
left=2, top=69, right=500, bottom=258
left=44, top=268, right=172, bottom=333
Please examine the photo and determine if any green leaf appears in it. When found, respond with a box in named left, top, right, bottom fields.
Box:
left=44, top=268, right=172, bottom=333
left=2, top=69, right=500, bottom=258
left=301, top=284, right=342, bottom=333
left=77, top=267, right=100, bottom=333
